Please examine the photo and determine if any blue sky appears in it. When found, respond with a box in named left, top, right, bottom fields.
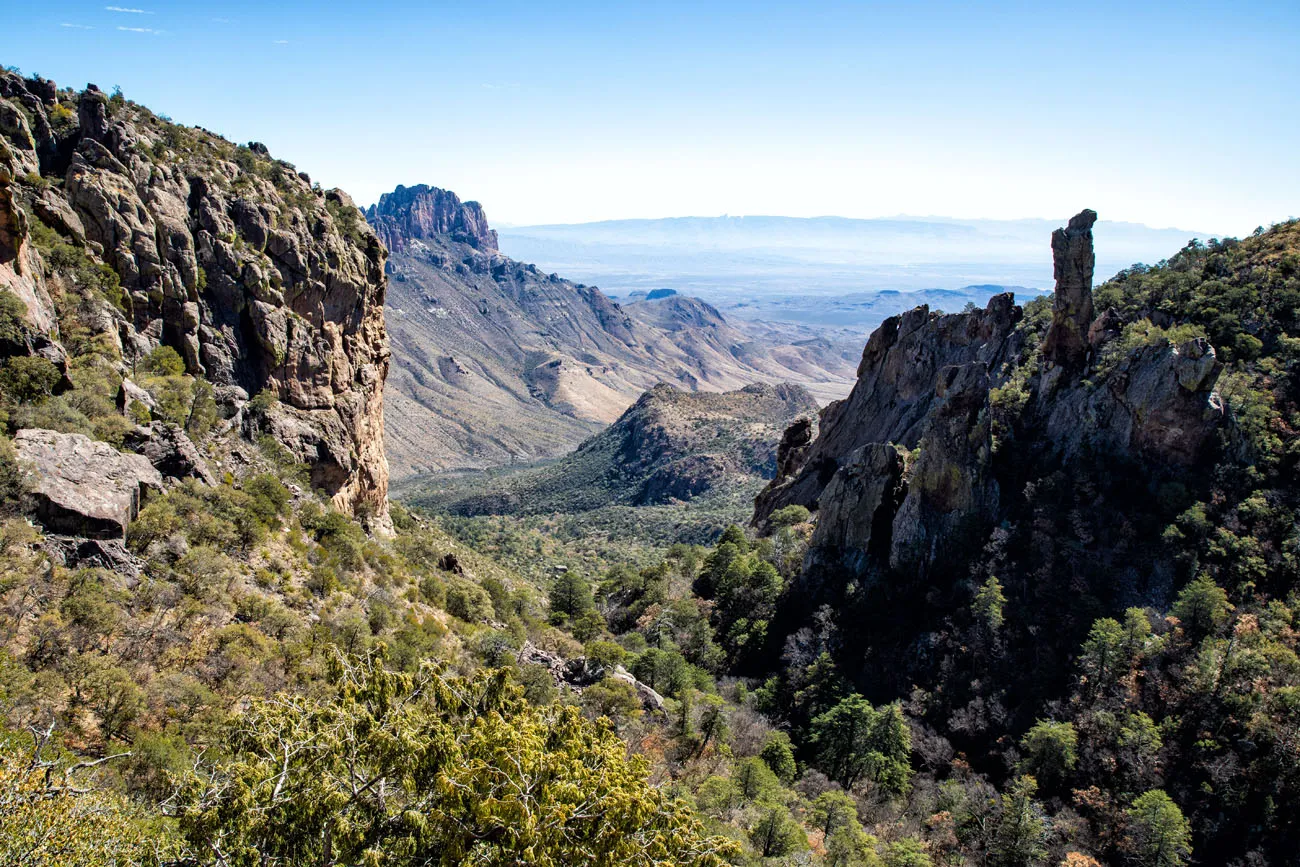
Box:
left=3, top=1, right=1297, bottom=233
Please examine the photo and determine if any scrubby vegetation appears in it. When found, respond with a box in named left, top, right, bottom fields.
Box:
left=3, top=70, right=1298, bottom=864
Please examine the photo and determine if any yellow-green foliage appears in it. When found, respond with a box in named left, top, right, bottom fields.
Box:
left=0, top=735, right=179, bottom=866
left=176, top=649, right=737, bottom=866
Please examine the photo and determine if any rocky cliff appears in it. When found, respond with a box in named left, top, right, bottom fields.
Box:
left=372, top=183, right=857, bottom=478
left=366, top=184, right=497, bottom=254
left=753, top=208, right=1228, bottom=694
left=0, top=71, right=390, bottom=527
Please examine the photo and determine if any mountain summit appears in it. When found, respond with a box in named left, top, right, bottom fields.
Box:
left=366, top=184, right=497, bottom=253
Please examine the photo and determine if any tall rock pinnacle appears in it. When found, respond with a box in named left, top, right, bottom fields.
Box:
left=1042, top=208, right=1098, bottom=369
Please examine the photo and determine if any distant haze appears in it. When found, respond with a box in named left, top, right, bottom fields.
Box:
left=497, top=214, right=1219, bottom=330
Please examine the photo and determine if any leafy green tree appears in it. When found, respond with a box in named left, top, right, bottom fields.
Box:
left=718, top=524, right=748, bottom=550
left=0, top=356, right=61, bottom=402
left=696, top=695, right=728, bottom=757
left=974, top=575, right=1007, bottom=632
left=580, top=677, right=643, bottom=725
left=1172, top=575, right=1232, bottom=639
left=1117, top=712, right=1163, bottom=786
left=734, top=756, right=779, bottom=803
left=1124, top=790, right=1192, bottom=867
left=810, top=696, right=912, bottom=795
left=759, top=730, right=797, bottom=783
left=550, top=570, right=595, bottom=619
left=1080, top=617, right=1126, bottom=695
left=142, top=344, right=185, bottom=376
left=177, top=648, right=736, bottom=865
left=826, top=822, right=883, bottom=867
left=991, top=775, right=1049, bottom=866
left=0, top=290, right=28, bottom=347
left=748, top=802, right=805, bottom=858
left=811, top=789, right=858, bottom=838
left=770, top=504, right=811, bottom=528
left=1019, top=720, right=1078, bottom=789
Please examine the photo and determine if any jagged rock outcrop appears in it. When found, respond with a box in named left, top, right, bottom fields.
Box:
left=0, top=70, right=390, bottom=528
left=365, top=184, right=498, bottom=253
left=758, top=208, right=1225, bottom=586
left=123, top=422, right=217, bottom=485
left=14, top=428, right=163, bottom=538
left=887, top=362, right=997, bottom=573
left=755, top=293, right=1022, bottom=526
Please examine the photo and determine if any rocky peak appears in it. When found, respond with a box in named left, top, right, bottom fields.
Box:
left=755, top=208, right=1225, bottom=581
left=365, top=184, right=498, bottom=254
left=1042, top=208, right=1097, bottom=370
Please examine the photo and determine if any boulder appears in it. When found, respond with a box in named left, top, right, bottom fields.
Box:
left=42, top=535, right=143, bottom=578
left=15, top=428, right=163, bottom=538
left=123, top=422, right=217, bottom=485
left=116, top=377, right=156, bottom=416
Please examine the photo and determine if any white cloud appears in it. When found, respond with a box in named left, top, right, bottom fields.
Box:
left=272, top=39, right=290, bottom=44
left=60, top=23, right=95, bottom=29
left=105, top=5, right=152, bottom=12
left=117, top=25, right=163, bottom=34
left=211, top=17, right=233, bottom=23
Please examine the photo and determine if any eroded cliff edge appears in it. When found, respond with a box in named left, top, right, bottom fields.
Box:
left=0, top=70, right=390, bottom=527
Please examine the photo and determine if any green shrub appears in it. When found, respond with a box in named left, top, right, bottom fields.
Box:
left=0, top=356, right=60, bottom=402
left=444, top=576, right=495, bottom=623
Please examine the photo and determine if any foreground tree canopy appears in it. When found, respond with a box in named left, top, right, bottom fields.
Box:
left=175, top=647, right=736, bottom=866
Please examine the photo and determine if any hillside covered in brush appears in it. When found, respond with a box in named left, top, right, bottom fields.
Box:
left=404, top=381, right=818, bottom=518
left=0, top=69, right=736, bottom=866
left=731, top=211, right=1299, bottom=865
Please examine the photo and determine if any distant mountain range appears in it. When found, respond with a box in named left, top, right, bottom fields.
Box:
left=368, top=186, right=858, bottom=478
left=497, top=214, right=1219, bottom=312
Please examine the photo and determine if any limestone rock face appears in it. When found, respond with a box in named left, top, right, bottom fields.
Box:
left=365, top=185, right=498, bottom=253
left=15, top=428, right=163, bottom=538
left=0, top=70, right=390, bottom=529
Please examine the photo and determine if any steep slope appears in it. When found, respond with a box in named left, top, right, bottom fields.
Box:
left=748, top=210, right=1300, bottom=864
left=405, top=382, right=818, bottom=516
left=368, top=184, right=856, bottom=478
left=0, top=70, right=390, bottom=525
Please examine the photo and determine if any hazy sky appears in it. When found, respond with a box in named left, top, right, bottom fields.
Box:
left=4, top=1, right=1297, bottom=234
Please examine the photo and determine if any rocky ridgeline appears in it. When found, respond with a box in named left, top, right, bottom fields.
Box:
left=755, top=208, right=1225, bottom=579
left=0, top=70, right=390, bottom=528
left=414, top=381, right=819, bottom=517
left=365, top=184, right=497, bottom=254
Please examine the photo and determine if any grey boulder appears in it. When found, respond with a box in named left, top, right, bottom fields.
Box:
left=14, top=428, right=163, bottom=538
